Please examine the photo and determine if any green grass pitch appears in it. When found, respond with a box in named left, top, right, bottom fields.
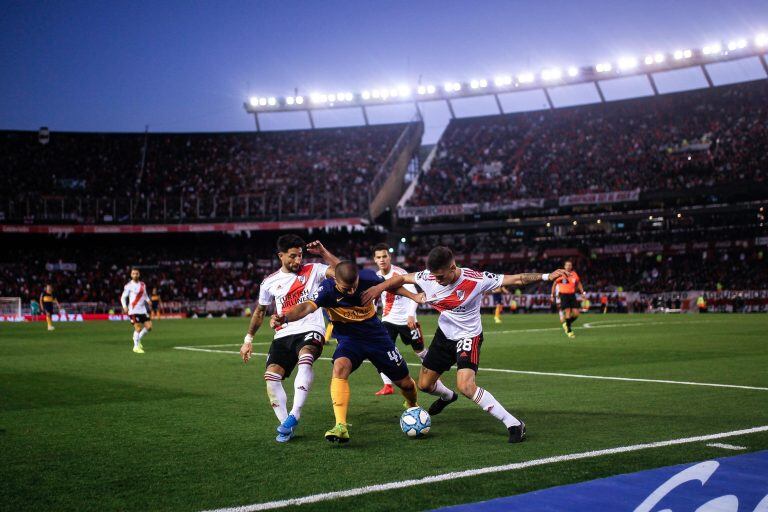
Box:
left=1, top=313, right=767, bottom=511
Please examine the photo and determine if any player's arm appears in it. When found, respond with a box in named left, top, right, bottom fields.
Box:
left=271, top=301, right=318, bottom=328
left=551, top=280, right=558, bottom=299
left=404, top=283, right=419, bottom=329
left=577, top=279, right=585, bottom=295
left=240, top=304, right=268, bottom=364
left=120, top=287, right=130, bottom=314
left=306, top=240, right=340, bottom=277
left=501, top=269, right=568, bottom=287
left=360, top=272, right=418, bottom=305
left=392, top=286, right=426, bottom=305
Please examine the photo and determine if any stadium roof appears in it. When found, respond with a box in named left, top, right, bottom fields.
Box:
left=244, top=34, right=768, bottom=129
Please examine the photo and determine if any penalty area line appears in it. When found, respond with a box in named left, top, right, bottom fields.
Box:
left=173, top=346, right=768, bottom=392
left=201, top=425, right=768, bottom=512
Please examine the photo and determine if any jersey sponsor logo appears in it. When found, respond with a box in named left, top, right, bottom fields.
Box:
left=431, top=279, right=478, bottom=312
left=280, top=265, right=314, bottom=311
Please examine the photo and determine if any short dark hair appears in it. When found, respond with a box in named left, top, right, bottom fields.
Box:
left=277, top=234, right=305, bottom=253
left=372, top=242, right=390, bottom=254
left=335, top=260, right=359, bottom=284
left=427, top=246, right=454, bottom=271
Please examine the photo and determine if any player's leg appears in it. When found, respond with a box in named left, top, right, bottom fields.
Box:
left=564, top=303, right=577, bottom=338
left=454, top=337, right=525, bottom=443
left=418, top=329, right=458, bottom=415
left=137, top=319, right=152, bottom=349
left=326, top=354, right=356, bottom=443
left=375, top=323, right=398, bottom=396
left=278, top=332, right=324, bottom=437
left=371, top=341, right=417, bottom=408
left=404, top=323, right=428, bottom=362
left=264, top=336, right=297, bottom=432
left=131, top=319, right=144, bottom=353
left=494, top=298, right=503, bottom=323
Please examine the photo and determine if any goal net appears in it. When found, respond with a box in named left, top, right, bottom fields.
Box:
left=0, top=297, right=22, bottom=318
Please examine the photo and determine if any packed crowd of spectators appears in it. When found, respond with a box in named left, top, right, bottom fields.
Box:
left=409, top=80, right=768, bottom=206
left=2, top=223, right=765, bottom=310
left=0, top=124, right=409, bottom=222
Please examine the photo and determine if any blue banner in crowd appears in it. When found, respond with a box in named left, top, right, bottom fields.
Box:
left=433, top=450, right=768, bottom=512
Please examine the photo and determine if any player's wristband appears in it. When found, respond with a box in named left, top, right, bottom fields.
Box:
left=542, top=273, right=550, bottom=281
left=244, top=333, right=254, bottom=344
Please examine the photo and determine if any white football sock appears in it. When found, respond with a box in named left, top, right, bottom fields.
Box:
left=138, top=327, right=148, bottom=340
left=427, top=379, right=455, bottom=401
left=289, top=355, right=315, bottom=420
left=380, top=372, right=393, bottom=386
left=472, top=387, right=521, bottom=428
left=264, top=372, right=288, bottom=422
left=415, top=349, right=428, bottom=361
left=132, top=331, right=139, bottom=348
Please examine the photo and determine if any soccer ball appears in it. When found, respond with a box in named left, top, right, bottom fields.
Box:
left=400, top=407, right=431, bottom=437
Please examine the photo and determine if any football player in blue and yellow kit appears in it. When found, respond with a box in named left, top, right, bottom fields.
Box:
left=271, top=261, right=421, bottom=443
left=39, top=284, right=59, bottom=331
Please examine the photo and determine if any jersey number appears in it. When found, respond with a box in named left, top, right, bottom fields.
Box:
left=410, top=328, right=421, bottom=341
left=456, top=338, right=474, bottom=352
left=387, top=349, right=403, bottom=363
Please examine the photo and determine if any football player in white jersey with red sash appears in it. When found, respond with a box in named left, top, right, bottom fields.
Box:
left=121, top=268, right=153, bottom=354
left=239, top=235, right=339, bottom=443
left=372, top=242, right=427, bottom=396
left=363, top=246, right=568, bottom=443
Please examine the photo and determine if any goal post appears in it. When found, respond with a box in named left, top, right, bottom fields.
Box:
left=0, top=297, right=22, bottom=318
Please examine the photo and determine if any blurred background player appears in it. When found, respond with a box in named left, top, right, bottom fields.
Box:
left=551, top=280, right=565, bottom=326
left=150, top=288, right=163, bottom=318
left=272, top=261, right=421, bottom=444
left=372, top=242, right=426, bottom=396
left=121, top=268, right=153, bottom=354
left=239, top=236, right=339, bottom=443
left=491, top=286, right=510, bottom=323
left=366, top=246, right=568, bottom=443
left=30, top=298, right=41, bottom=321
left=39, top=284, right=59, bottom=331
left=600, top=294, right=608, bottom=314
left=557, top=260, right=584, bottom=339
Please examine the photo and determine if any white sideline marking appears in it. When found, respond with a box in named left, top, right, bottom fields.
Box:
left=706, top=442, right=747, bottom=450
left=201, top=425, right=768, bottom=512
left=173, top=346, right=768, bottom=392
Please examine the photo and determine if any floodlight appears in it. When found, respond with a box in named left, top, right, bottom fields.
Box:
left=426, top=84, right=436, bottom=94
left=328, top=94, right=336, bottom=103
left=267, top=97, right=276, bottom=106
left=702, top=43, right=722, bottom=55
left=470, top=79, right=480, bottom=89
left=249, top=97, right=259, bottom=107
left=654, top=53, right=665, bottom=63
left=517, top=72, right=534, bottom=83
left=567, top=66, right=579, bottom=77
left=371, top=89, right=381, bottom=99
left=258, top=97, right=267, bottom=106
left=295, top=96, right=304, bottom=105
left=541, top=68, right=562, bottom=81
left=756, top=33, right=768, bottom=47
left=362, top=90, right=371, bottom=100
left=617, top=57, right=638, bottom=70
left=595, top=62, right=612, bottom=73
left=417, top=85, right=427, bottom=95
left=479, top=78, right=488, bottom=87
left=286, top=96, right=295, bottom=105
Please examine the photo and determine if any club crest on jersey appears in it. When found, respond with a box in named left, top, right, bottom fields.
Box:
left=456, top=290, right=466, bottom=301
left=297, top=275, right=306, bottom=284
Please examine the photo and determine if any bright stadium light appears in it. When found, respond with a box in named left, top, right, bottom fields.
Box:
left=618, top=57, right=638, bottom=70
left=673, top=49, right=692, bottom=60
left=595, top=62, right=613, bottom=73
left=494, top=75, right=512, bottom=86
left=470, top=79, right=480, bottom=89
left=426, top=84, right=436, bottom=94
left=267, top=97, right=277, bottom=106
left=371, top=89, right=381, bottom=99
left=249, top=96, right=259, bottom=107
left=453, top=81, right=462, bottom=91
left=295, top=96, right=304, bottom=105
left=517, top=72, right=535, bottom=83
left=258, top=97, right=267, bottom=106
left=479, top=78, right=488, bottom=87
left=362, top=90, right=371, bottom=100
left=756, top=33, right=768, bottom=47
left=345, top=92, right=353, bottom=101
left=398, top=85, right=411, bottom=97
left=541, top=68, right=562, bottom=81
left=328, top=93, right=336, bottom=103
left=567, top=66, right=579, bottom=77
left=727, top=38, right=748, bottom=51
left=389, top=88, right=399, bottom=98
left=654, top=52, right=665, bottom=63
left=380, top=89, right=390, bottom=99
left=286, top=96, right=295, bottom=105
left=702, top=43, right=722, bottom=55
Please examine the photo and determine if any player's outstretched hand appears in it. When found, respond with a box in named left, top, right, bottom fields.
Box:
left=306, top=240, right=325, bottom=255
left=407, top=316, right=418, bottom=330
left=270, top=313, right=285, bottom=329
left=360, top=287, right=380, bottom=306
left=240, top=341, right=252, bottom=364
left=547, top=269, right=569, bottom=281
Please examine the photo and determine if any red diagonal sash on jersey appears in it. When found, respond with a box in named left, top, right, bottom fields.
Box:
left=131, top=283, right=145, bottom=308
left=282, top=264, right=314, bottom=312
left=382, top=290, right=396, bottom=316
left=431, top=279, right=478, bottom=312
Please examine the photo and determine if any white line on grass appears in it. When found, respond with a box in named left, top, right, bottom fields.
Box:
left=201, top=425, right=768, bottom=512
left=706, top=442, right=747, bottom=450
left=173, top=346, right=768, bottom=392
